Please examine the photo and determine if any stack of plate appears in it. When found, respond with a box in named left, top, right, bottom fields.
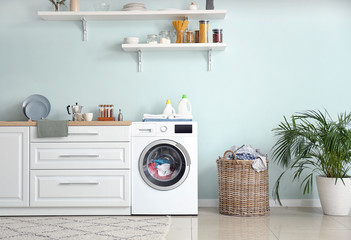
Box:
left=122, top=2, right=147, bottom=11
left=22, top=94, right=51, bottom=121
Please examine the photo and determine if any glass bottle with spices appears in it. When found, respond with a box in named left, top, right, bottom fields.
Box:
left=212, top=29, right=223, bottom=43
left=199, top=20, right=209, bottom=43
left=186, top=31, right=194, bottom=43
left=195, top=30, right=200, bottom=43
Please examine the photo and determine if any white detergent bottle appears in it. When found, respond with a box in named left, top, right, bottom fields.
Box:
left=163, top=99, right=176, bottom=116
left=177, top=94, right=192, bottom=115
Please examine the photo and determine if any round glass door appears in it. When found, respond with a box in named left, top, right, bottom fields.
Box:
left=139, top=140, right=191, bottom=191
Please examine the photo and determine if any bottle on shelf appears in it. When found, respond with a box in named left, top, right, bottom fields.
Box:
left=118, top=109, right=123, bottom=121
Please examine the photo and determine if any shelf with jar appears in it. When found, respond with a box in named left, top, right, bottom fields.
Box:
left=122, top=19, right=225, bottom=72
left=37, top=10, right=226, bottom=41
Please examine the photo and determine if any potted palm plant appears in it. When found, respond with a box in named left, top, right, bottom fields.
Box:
left=272, top=110, right=351, bottom=215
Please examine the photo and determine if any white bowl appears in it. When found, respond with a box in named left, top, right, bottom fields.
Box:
left=124, top=37, right=139, bottom=44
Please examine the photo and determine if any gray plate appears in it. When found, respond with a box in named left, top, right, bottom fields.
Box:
left=22, top=94, right=51, bottom=120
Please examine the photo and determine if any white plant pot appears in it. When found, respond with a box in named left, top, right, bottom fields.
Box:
left=316, top=175, right=351, bottom=216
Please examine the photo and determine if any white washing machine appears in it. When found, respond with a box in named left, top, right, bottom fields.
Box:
left=131, top=122, right=198, bottom=215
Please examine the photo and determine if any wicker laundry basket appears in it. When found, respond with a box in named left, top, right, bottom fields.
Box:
left=216, top=150, right=270, bottom=216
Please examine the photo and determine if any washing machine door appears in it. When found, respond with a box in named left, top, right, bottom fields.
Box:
left=139, top=139, right=191, bottom=191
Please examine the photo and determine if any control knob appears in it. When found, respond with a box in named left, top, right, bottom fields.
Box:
left=160, top=126, right=167, bottom=132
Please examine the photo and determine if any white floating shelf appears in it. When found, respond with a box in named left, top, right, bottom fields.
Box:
left=121, top=43, right=227, bottom=52
left=37, top=10, right=227, bottom=21
left=122, top=43, right=227, bottom=72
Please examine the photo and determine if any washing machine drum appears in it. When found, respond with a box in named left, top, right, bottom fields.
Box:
left=139, top=139, right=191, bottom=191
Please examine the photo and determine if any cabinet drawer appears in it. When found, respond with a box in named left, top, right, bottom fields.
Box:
left=30, top=126, right=131, bottom=142
left=31, top=142, right=130, bottom=169
left=30, top=170, right=130, bottom=207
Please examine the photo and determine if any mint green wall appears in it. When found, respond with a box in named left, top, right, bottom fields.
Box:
left=1, top=0, right=351, bottom=200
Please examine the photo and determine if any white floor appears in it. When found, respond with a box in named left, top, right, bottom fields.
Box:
left=166, top=207, right=351, bottom=240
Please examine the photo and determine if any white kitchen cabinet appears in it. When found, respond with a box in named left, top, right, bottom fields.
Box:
left=31, top=170, right=130, bottom=207
left=31, top=142, right=130, bottom=169
left=0, top=127, right=29, bottom=207
left=0, top=125, right=131, bottom=215
left=30, top=126, right=130, bottom=142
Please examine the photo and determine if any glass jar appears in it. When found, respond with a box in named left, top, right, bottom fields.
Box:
left=199, top=20, right=209, bottom=43
left=147, top=34, right=158, bottom=44
left=195, top=30, right=200, bottom=43
left=186, top=31, right=194, bottom=43
left=159, top=31, right=171, bottom=44
left=176, top=30, right=185, bottom=43
left=212, top=29, right=223, bottom=43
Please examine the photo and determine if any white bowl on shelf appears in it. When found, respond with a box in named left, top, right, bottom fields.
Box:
left=124, top=37, right=139, bottom=44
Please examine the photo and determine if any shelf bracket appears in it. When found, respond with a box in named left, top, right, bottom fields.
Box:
left=208, top=49, right=212, bottom=71
left=138, top=50, right=142, bottom=72
left=82, top=17, right=87, bottom=41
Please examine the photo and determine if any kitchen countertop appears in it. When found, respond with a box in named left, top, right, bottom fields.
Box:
left=0, top=121, right=132, bottom=126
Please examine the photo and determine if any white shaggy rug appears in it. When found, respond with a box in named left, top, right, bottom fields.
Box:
left=0, top=216, right=171, bottom=240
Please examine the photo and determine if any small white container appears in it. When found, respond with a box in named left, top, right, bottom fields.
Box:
left=124, top=37, right=139, bottom=44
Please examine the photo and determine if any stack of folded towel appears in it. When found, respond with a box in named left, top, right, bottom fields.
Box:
left=143, top=114, right=192, bottom=122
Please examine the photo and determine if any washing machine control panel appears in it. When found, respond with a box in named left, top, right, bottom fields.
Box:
left=160, top=125, right=168, bottom=133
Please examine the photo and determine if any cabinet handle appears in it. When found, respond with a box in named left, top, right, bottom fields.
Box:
left=138, top=128, right=152, bottom=133
left=59, top=181, right=100, bottom=185
left=59, top=154, right=100, bottom=158
left=68, top=132, right=99, bottom=135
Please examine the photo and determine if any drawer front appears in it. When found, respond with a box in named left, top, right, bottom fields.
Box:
left=30, top=126, right=131, bottom=142
left=30, top=170, right=130, bottom=207
left=31, top=143, right=130, bottom=169
left=132, top=122, right=156, bottom=137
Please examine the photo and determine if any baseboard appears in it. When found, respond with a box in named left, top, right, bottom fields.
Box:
left=198, top=199, right=321, bottom=208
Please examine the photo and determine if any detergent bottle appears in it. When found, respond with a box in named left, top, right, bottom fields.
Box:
left=177, top=94, right=192, bottom=115
left=163, top=99, right=176, bottom=116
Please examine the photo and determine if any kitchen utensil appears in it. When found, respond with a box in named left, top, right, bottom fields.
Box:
left=213, top=28, right=223, bottom=43
left=199, top=20, right=209, bottom=43
left=122, top=3, right=146, bottom=11
left=70, top=0, right=80, bottom=11
left=124, top=37, right=139, bottom=44
left=22, top=94, right=51, bottom=120
left=74, top=113, right=84, bottom=121
left=159, top=31, right=171, bottom=44
left=147, top=34, right=158, bottom=44
left=188, top=2, right=199, bottom=10
left=172, top=20, right=189, bottom=43
left=67, top=102, right=83, bottom=121
left=83, top=113, right=93, bottom=121
left=98, top=104, right=115, bottom=121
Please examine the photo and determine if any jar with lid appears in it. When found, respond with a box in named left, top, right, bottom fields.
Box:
left=199, top=20, right=209, bottom=43
left=195, top=30, right=200, bottom=43
left=186, top=31, right=194, bottom=43
left=147, top=34, right=158, bottom=44
left=159, top=31, right=171, bottom=44
left=212, top=29, right=223, bottom=43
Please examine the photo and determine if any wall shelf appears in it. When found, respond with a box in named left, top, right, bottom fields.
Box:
left=121, top=43, right=227, bottom=72
left=37, top=10, right=226, bottom=41
left=37, top=10, right=226, bottom=21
